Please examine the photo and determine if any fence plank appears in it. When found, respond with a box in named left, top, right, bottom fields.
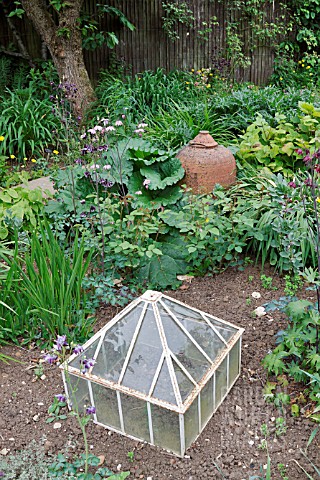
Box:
left=0, top=0, right=288, bottom=85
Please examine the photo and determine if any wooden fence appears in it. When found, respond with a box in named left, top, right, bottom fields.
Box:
left=0, top=0, right=288, bottom=85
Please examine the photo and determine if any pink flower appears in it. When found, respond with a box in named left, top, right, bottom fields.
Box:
left=135, top=190, right=142, bottom=195
left=134, top=128, right=144, bottom=133
left=115, top=120, right=123, bottom=126
left=121, top=114, right=126, bottom=119
left=103, top=164, right=111, bottom=170
left=80, top=133, right=86, bottom=139
left=105, top=126, right=115, bottom=132
left=143, top=179, right=151, bottom=189
left=94, top=125, right=103, bottom=132
left=101, top=118, right=109, bottom=126
left=88, top=128, right=96, bottom=135
left=138, top=123, right=148, bottom=128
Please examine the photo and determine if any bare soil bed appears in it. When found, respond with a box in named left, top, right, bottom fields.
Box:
left=1, top=265, right=319, bottom=479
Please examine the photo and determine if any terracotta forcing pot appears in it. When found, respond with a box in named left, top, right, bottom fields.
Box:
left=177, top=130, right=236, bottom=194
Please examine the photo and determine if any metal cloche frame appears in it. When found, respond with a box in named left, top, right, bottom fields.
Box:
left=61, top=290, right=244, bottom=456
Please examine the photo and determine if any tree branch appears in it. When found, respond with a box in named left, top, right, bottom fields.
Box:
left=5, top=15, right=35, bottom=67
left=0, top=47, right=32, bottom=61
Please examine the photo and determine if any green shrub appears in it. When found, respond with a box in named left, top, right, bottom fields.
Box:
left=236, top=101, right=320, bottom=175
left=0, top=186, right=46, bottom=240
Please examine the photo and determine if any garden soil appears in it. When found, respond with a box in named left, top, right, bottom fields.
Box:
left=1, top=265, right=320, bottom=479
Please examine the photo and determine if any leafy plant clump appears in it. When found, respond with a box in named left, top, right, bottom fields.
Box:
left=0, top=185, right=47, bottom=240
left=263, top=298, right=320, bottom=421
left=0, top=222, right=94, bottom=345
left=236, top=101, right=320, bottom=175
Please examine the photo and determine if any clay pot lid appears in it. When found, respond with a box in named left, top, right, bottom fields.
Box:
left=189, top=130, right=218, bottom=149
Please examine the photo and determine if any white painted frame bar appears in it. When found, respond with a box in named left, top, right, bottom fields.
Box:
left=88, top=380, right=97, bottom=423
left=153, top=303, right=183, bottom=407
left=200, top=312, right=228, bottom=347
left=170, top=351, right=198, bottom=387
left=162, top=294, right=242, bottom=331
left=148, top=352, right=165, bottom=397
left=147, top=402, right=154, bottom=445
left=159, top=299, right=214, bottom=365
left=179, top=413, right=185, bottom=458
left=116, top=390, right=125, bottom=433
left=118, top=302, right=148, bottom=384
left=197, top=394, right=202, bottom=433
left=62, top=298, right=143, bottom=368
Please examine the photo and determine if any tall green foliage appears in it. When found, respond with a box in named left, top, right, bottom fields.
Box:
left=0, top=222, right=94, bottom=345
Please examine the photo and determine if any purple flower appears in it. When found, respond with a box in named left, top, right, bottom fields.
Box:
left=73, top=345, right=84, bottom=355
left=55, top=394, right=66, bottom=403
left=80, top=133, right=87, bottom=139
left=303, top=154, right=312, bottom=164
left=90, top=206, right=96, bottom=213
left=86, top=405, right=96, bottom=415
left=0, top=471, right=4, bottom=477
left=84, top=171, right=90, bottom=178
left=295, top=148, right=303, bottom=155
left=44, top=353, right=58, bottom=365
left=81, top=358, right=95, bottom=373
left=101, top=118, right=109, bottom=126
left=288, top=181, right=296, bottom=188
left=97, top=145, right=108, bottom=152
left=54, top=335, right=67, bottom=351
left=80, top=199, right=85, bottom=205
left=75, top=158, right=82, bottom=164
left=80, top=212, right=86, bottom=218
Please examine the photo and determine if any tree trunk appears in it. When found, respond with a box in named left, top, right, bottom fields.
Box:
left=21, top=0, right=96, bottom=116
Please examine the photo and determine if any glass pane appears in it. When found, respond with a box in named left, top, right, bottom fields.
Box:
left=69, top=339, right=100, bottom=370
left=92, top=383, right=120, bottom=430
left=172, top=360, right=195, bottom=403
left=158, top=305, right=210, bottom=382
left=68, top=374, right=90, bottom=414
left=163, top=304, right=225, bottom=362
left=215, top=357, right=228, bottom=409
left=229, top=340, right=240, bottom=387
left=204, top=315, right=237, bottom=342
left=151, top=404, right=181, bottom=455
left=92, top=303, right=145, bottom=382
left=153, top=359, right=177, bottom=405
left=122, top=306, right=162, bottom=393
left=121, top=393, right=150, bottom=442
left=200, top=375, right=214, bottom=428
left=162, top=298, right=204, bottom=322
left=184, top=397, right=199, bottom=449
